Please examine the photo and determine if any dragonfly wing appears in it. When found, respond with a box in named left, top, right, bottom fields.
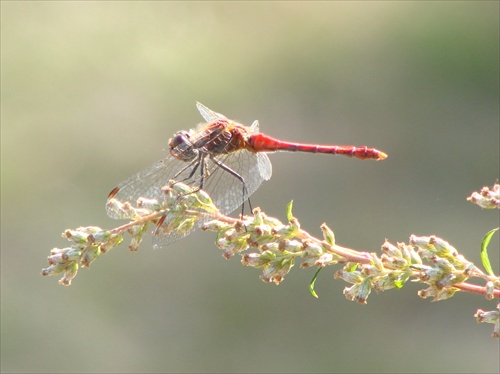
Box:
left=107, top=155, right=221, bottom=247
left=256, top=152, right=272, bottom=181
left=150, top=148, right=270, bottom=248
left=249, top=120, right=260, bottom=133
left=196, top=102, right=227, bottom=123
left=196, top=150, right=269, bottom=215
left=106, top=156, right=193, bottom=219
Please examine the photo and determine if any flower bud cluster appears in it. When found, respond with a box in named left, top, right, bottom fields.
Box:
left=203, top=209, right=340, bottom=285
left=43, top=182, right=222, bottom=286
left=128, top=222, right=150, bottom=252
left=156, top=182, right=219, bottom=237
left=41, top=226, right=125, bottom=286
left=467, top=183, right=499, bottom=209
left=163, top=182, right=218, bottom=215
left=475, top=304, right=500, bottom=338
left=334, top=234, right=488, bottom=304
left=106, top=199, right=151, bottom=220
left=335, top=241, right=422, bottom=304
left=42, top=183, right=500, bottom=337
left=408, top=235, right=481, bottom=301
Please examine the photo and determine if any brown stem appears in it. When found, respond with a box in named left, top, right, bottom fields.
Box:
left=454, top=282, right=500, bottom=298
left=109, top=211, right=166, bottom=235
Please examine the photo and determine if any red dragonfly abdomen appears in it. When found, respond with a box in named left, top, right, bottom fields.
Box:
left=248, top=133, right=387, bottom=160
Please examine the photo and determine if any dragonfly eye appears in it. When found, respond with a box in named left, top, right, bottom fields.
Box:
left=169, top=131, right=198, bottom=161
left=169, top=131, right=191, bottom=149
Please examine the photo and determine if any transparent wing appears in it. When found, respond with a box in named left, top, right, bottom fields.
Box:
left=256, top=152, right=272, bottom=181
left=106, top=149, right=272, bottom=248
left=196, top=102, right=227, bottom=123
left=106, top=158, right=185, bottom=219
left=249, top=120, right=260, bottom=133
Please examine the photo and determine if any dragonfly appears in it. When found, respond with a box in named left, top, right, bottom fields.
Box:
left=106, top=102, right=387, bottom=248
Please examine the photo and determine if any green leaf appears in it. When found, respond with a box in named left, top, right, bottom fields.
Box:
left=346, top=262, right=358, bottom=272
left=480, top=228, right=498, bottom=276
left=393, top=280, right=405, bottom=289
left=394, top=273, right=409, bottom=289
left=285, top=200, right=294, bottom=222
left=308, top=268, right=322, bottom=298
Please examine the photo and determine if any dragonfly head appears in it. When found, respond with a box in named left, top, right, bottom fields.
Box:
left=169, top=130, right=197, bottom=161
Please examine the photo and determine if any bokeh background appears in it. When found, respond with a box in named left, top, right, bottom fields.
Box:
left=2, top=2, right=499, bottom=373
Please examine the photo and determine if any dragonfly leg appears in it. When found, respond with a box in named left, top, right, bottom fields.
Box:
left=169, top=153, right=209, bottom=197
left=171, top=154, right=202, bottom=186
left=209, top=154, right=250, bottom=219
left=171, top=153, right=207, bottom=195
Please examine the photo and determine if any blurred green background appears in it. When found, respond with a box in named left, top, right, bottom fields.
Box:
left=2, top=2, right=499, bottom=373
